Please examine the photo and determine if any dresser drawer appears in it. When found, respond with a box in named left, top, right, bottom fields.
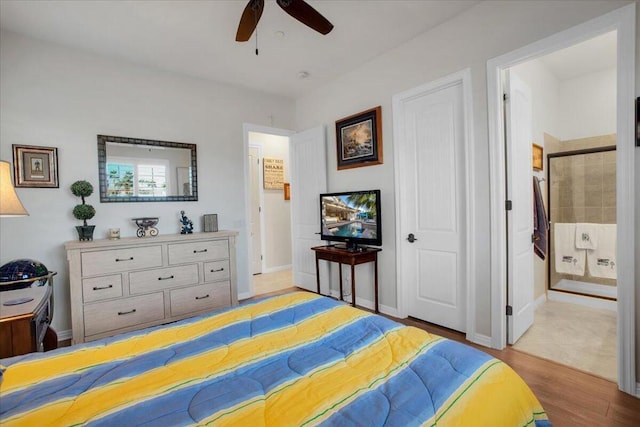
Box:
left=168, top=240, right=228, bottom=265
left=83, top=292, right=164, bottom=337
left=129, top=264, right=199, bottom=294
left=81, top=246, right=162, bottom=276
left=82, top=274, right=123, bottom=303
left=170, top=282, right=231, bottom=317
left=203, top=260, right=230, bottom=282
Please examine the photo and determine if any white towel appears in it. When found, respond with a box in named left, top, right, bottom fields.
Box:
left=587, top=224, right=616, bottom=279
left=554, top=223, right=586, bottom=275
left=575, top=223, right=598, bottom=250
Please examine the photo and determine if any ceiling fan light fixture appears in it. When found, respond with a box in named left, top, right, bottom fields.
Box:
left=236, top=0, right=333, bottom=44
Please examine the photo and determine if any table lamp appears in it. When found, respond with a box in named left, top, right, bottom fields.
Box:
left=0, top=160, right=29, bottom=216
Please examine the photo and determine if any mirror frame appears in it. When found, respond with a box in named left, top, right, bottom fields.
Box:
left=97, top=134, right=198, bottom=203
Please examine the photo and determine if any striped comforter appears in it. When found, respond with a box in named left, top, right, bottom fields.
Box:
left=0, top=292, right=550, bottom=426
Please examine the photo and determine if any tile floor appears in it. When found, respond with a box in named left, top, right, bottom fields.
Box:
left=512, top=299, right=617, bottom=381
left=252, top=269, right=295, bottom=295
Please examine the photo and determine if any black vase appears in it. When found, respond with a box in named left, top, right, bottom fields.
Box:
left=76, top=225, right=96, bottom=241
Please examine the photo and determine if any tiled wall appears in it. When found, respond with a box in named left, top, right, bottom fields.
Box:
left=548, top=133, right=617, bottom=288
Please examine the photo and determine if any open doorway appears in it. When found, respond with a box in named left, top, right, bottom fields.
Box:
left=244, top=125, right=295, bottom=297
left=504, top=31, right=618, bottom=381
left=487, top=4, right=635, bottom=394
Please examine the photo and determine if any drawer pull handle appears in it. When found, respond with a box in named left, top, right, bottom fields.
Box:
left=193, top=249, right=208, bottom=253
left=195, top=294, right=210, bottom=300
left=158, top=275, right=175, bottom=281
left=116, top=257, right=134, bottom=262
left=118, top=309, right=137, bottom=316
left=93, top=284, right=114, bottom=291
left=210, top=267, right=225, bottom=273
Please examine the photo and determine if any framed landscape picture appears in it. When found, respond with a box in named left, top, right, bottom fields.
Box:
left=12, top=144, right=59, bottom=188
left=335, top=106, right=383, bottom=170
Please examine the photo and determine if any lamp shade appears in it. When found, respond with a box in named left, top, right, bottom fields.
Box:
left=0, top=160, right=29, bottom=216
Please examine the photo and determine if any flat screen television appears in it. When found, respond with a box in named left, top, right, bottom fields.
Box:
left=320, top=189, right=381, bottom=250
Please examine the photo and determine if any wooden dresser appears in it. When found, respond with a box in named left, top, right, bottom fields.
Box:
left=65, top=231, right=238, bottom=344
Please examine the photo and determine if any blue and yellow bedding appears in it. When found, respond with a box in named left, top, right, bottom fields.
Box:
left=0, top=292, right=550, bottom=426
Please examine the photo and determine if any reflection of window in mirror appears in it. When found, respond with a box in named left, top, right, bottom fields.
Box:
left=107, top=158, right=169, bottom=197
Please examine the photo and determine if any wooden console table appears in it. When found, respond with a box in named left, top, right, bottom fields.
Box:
left=312, top=245, right=382, bottom=313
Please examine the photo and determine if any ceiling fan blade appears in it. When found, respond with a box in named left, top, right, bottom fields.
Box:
left=236, top=0, right=265, bottom=42
left=276, top=0, right=334, bottom=35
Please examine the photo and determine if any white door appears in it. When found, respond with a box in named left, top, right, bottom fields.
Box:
left=395, top=78, right=468, bottom=332
left=290, top=126, right=327, bottom=291
left=505, top=70, right=534, bottom=344
left=249, top=146, right=262, bottom=275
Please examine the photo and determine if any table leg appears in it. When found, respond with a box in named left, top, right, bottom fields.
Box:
left=315, top=254, right=320, bottom=295
left=339, top=263, right=343, bottom=301
left=374, top=254, right=379, bottom=313
left=351, top=264, right=356, bottom=307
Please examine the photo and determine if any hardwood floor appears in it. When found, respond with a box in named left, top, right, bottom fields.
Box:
left=398, top=316, right=640, bottom=427
left=246, top=288, right=640, bottom=426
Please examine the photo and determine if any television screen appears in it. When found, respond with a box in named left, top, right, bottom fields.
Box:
left=320, top=189, right=381, bottom=249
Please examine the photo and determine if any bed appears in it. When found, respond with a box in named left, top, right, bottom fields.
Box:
left=0, top=291, right=551, bottom=426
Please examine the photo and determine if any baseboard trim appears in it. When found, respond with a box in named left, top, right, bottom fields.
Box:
left=238, top=291, right=253, bottom=301
left=328, top=290, right=398, bottom=317
left=466, top=333, right=492, bottom=348
left=57, top=328, right=72, bottom=342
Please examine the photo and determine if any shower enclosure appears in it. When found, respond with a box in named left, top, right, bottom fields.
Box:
left=547, top=145, right=617, bottom=300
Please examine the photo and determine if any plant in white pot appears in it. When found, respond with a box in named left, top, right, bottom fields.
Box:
left=71, top=180, right=96, bottom=241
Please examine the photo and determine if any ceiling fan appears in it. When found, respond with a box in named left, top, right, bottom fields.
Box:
left=236, top=0, right=334, bottom=46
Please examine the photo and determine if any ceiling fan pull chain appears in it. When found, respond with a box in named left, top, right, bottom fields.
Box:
left=255, top=9, right=259, bottom=55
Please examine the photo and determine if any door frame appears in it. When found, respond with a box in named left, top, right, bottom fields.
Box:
left=393, top=68, right=479, bottom=343
left=486, top=4, right=636, bottom=394
left=242, top=123, right=295, bottom=299
left=248, top=144, right=265, bottom=275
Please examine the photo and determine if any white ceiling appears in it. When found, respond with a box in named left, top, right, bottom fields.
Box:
left=538, top=30, right=617, bottom=80
left=0, top=0, right=482, bottom=99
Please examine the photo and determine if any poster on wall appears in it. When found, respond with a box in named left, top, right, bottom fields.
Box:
left=263, top=157, right=285, bottom=190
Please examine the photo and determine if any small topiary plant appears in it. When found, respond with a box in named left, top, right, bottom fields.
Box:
left=71, top=180, right=96, bottom=227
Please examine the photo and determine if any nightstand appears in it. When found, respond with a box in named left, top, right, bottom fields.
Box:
left=0, top=285, right=52, bottom=358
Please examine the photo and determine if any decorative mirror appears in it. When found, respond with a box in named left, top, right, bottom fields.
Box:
left=97, top=135, right=197, bottom=203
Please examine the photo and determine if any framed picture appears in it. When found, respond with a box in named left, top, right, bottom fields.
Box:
left=532, top=143, right=543, bottom=171
left=283, top=182, right=290, bottom=200
left=12, top=144, right=59, bottom=188
left=335, top=106, right=383, bottom=170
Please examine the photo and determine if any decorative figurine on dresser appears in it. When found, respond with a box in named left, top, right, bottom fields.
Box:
left=64, top=230, right=239, bottom=344
left=180, top=210, right=193, bottom=234
left=132, top=217, right=159, bottom=238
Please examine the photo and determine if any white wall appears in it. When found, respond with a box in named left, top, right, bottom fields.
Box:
left=510, top=60, right=562, bottom=148
left=0, top=31, right=295, bottom=334
left=295, top=0, right=630, bottom=337
left=558, top=67, right=617, bottom=140
left=248, top=132, right=292, bottom=271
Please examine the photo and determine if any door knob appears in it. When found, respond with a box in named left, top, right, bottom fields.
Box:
left=407, top=233, right=417, bottom=243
